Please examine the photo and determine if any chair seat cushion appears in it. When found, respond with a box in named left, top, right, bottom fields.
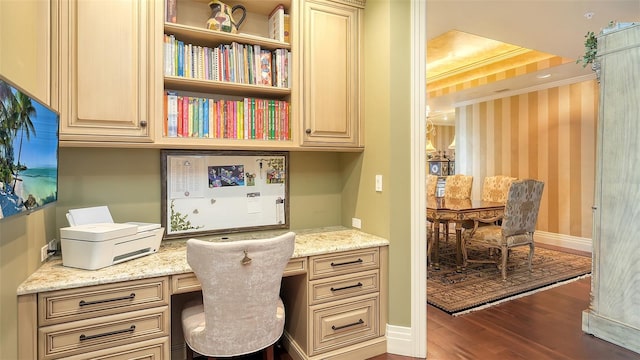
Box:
left=182, top=297, right=285, bottom=357
left=468, top=226, right=533, bottom=247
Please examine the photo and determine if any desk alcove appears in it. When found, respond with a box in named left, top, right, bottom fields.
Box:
left=17, top=227, right=388, bottom=360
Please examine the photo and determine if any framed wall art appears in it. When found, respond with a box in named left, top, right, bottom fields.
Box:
left=161, top=150, right=289, bottom=239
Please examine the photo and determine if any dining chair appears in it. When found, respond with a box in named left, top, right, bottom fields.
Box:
left=481, top=175, right=518, bottom=203
left=426, top=174, right=438, bottom=263
left=462, top=175, right=517, bottom=230
left=181, top=232, right=296, bottom=360
left=441, top=174, right=473, bottom=241
left=462, top=179, right=544, bottom=280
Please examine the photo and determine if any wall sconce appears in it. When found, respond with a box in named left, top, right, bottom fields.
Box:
left=448, top=135, right=456, bottom=150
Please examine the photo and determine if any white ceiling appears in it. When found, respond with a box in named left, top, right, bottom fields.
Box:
left=426, top=0, right=640, bottom=117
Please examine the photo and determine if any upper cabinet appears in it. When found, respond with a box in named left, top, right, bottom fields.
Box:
left=156, top=0, right=298, bottom=150
left=54, top=0, right=158, bottom=144
left=51, top=0, right=365, bottom=150
left=299, top=0, right=364, bottom=148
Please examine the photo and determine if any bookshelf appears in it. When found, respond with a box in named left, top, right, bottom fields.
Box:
left=157, top=0, right=297, bottom=150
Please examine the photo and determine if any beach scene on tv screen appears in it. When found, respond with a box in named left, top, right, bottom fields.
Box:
left=0, top=79, right=58, bottom=220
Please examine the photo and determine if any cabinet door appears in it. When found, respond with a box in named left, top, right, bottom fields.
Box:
left=56, top=0, right=157, bottom=143
left=301, top=0, right=363, bottom=148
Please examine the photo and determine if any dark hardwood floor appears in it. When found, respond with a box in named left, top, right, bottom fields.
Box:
left=271, top=277, right=640, bottom=360
left=369, top=277, right=640, bottom=360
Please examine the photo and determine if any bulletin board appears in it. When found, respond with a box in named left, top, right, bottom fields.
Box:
left=161, top=150, right=289, bottom=239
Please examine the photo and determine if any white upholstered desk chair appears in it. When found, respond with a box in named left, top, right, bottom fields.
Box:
left=181, top=232, right=296, bottom=360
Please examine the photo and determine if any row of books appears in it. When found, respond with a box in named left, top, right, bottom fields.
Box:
left=163, top=35, right=291, bottom=88
left=164, top=92, right=291, bottom=140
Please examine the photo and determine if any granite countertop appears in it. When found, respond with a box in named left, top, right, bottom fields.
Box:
left=17, top=226, right=389, bottom=295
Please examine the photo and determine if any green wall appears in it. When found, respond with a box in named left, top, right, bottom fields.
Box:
left=0, top=1, right=416, bottom=358
left=56, top=148, right=345, bottom=231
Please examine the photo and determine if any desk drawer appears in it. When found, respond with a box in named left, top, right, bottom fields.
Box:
left=310, top=248, right=379, bottom=280
left=171, top=258, right=307, bottom=294
left=310, top=269, right=379, bottom=305
left=38, top=278, right=168, bottom=326
left=60, top=337, right=169, bottom=360
left=310, top=294, right=379, bottom=356
left=39, top=306, right=169, bottom=360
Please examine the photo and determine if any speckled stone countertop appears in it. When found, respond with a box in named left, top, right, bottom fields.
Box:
left=17, top=226, right=389, bottom=295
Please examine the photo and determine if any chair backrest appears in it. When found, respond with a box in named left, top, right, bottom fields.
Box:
left=481, top=175, right=517, bottom=203
left=501, top=179, right=544, bottom=237
left=186, top=232, right=295, bottom=354
left=426, top=174, right=438, bottom=197
left=444, top=174, right=473, bottom=199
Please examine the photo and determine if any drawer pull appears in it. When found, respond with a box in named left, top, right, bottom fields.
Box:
left=78, top=293, right=136, bottom=307
left=331, top=319, right=364, bottom=331
left=330, top=282, right=363, bottom=292
left=79, top=325, right=136, bottom=341
left=330, top=259, right=363, bottom=267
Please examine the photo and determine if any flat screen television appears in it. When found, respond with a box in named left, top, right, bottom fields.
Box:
left=0, top=74, right=59, bottom=220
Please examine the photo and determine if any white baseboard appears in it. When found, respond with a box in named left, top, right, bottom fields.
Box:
left=534, top=231, right=592, bottom=254
left=386, top=324, right=424, bottom=358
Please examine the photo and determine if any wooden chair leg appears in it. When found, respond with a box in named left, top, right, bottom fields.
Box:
left=501, top=245, right=508, bottom=280
left=263, top=344, right=274, bottom=360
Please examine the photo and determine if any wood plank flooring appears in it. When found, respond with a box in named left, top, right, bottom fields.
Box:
left=369, top=277, right=640, bottom=360
left=272, top=277, right=639, bottom=360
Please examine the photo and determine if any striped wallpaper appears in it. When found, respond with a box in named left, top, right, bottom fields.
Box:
left=427, top=124, right=455, bottom=156
left=455, top=79, right=598, bottom=238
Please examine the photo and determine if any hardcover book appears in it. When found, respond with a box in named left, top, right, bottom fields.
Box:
left=268, top=4, right=285, bottom=42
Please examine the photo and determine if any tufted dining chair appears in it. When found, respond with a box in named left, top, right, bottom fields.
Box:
left=463, top=179, right=544, bottom=280
left=181, top=232, right=295, bottom=360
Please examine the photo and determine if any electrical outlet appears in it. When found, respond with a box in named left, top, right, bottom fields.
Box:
left=352, top=217, right=362, bottom=229
left=40, top=245, right=49, bottom=262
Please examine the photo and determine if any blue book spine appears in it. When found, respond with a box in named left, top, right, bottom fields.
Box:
left=203, top=98, right=209, bottom=137
left=178, top=41, right=184, bottom=77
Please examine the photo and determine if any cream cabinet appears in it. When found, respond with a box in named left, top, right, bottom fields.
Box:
left=26, top=277, right=170, bottom=359
left=54, top=0, right=159, bottom=144
left=299, top=0, right=364, bottom=148
left=582, top=23, right=640, bottom=354
left=281, top=246, right=387, bottom=359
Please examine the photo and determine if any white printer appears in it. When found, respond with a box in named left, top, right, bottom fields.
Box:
left=59, top=206, right=164, bottom=270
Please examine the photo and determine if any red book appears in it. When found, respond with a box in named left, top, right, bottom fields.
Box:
left=177, top=96, right=183, bottom=137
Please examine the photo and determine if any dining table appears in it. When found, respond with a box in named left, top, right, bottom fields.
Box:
left=427, top=196, right=505, bottom=271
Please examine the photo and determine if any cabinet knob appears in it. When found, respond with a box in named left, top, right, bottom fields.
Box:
left=140, top=120, right=147, bottom=128
left=305, top=128, right=311, bottom=134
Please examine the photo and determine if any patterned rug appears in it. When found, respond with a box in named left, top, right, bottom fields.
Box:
left=427, top=241, right=592, bottom=315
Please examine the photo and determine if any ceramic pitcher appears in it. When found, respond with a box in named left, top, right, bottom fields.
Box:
left=206, top=0, right=247, bottom=34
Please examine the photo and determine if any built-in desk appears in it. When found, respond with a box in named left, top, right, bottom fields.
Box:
left=17, top=227, right=389, bottom=360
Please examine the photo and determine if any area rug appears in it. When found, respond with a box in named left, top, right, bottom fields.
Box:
left=427, top=241, right=592, bottom=315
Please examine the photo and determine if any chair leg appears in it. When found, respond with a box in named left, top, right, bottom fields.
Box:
left=501, top=245, right=508, bottom=280
left=263, top=344, right=275, bottom=360
left=186, top=345, right=193, bottom=360
left=528, top=242, right=535, bottom=272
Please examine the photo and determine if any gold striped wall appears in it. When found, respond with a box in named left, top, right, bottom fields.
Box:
left=455, top=80, right=598, bottom=238
left=428, top=55, right=573, bottom=98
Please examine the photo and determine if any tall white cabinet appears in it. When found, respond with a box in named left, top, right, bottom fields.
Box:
left=582, top=23, right=640, bottom=354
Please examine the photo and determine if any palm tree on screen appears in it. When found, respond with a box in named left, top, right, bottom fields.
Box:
left=10, top=91, right=36, bottom=193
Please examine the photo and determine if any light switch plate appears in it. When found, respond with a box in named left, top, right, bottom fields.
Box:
left=375, top=175, right=383, bottom=192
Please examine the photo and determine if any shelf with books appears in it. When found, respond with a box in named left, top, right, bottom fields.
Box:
left=164, top=23, right=290, bottom=52
left=159, top=0, right=296, bottom=149
left=165, top=76, right=290, bottom=98
left=162, top=92, right=291, bottom=142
